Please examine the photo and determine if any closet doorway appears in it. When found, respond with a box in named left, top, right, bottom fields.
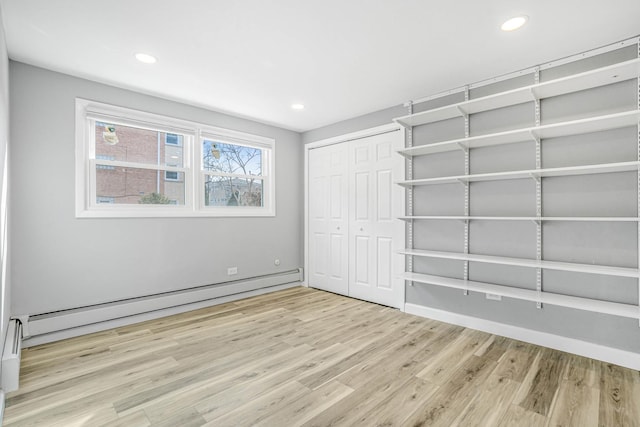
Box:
left=305, top=125, right=405, bottom=309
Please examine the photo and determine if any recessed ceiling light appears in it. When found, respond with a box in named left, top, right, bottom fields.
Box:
left=135, top=53, right=157, bottom=64
left=291, top=103, right=305, bottom=110
left=501, top=16, right=528, bottom=32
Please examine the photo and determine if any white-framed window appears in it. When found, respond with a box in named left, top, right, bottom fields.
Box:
left=200, top=133, right=272, bottom=210
left=165, top=133, right=182, bottom=146
left=164, top=170, right=180, bottom=181
left=75, top=99, right=275, bottom=218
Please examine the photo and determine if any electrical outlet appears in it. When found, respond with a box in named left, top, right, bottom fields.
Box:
left=486, top=293, right=502, bottom=301
left=227, top=267, right=238, bottom=276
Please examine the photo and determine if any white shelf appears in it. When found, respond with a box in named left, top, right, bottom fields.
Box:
left=402, top=272, right=640, bottom=320
left=394, top=58, right=640, bottom=128
left=399, top=216, right=640, bottom=222
left=397, top=110, right=640, bottom=158
left=399, top=216, right=537, bottom=221
left=396, top=161, right=640, bottom=187
left=543, top=217, right=640, bottom=222
left=398, top=248, right=639, bottom=278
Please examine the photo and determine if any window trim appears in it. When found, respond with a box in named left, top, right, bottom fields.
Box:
left=164, top=170, right=180, bottom=181
left=75, top=98, right=275, bottom=218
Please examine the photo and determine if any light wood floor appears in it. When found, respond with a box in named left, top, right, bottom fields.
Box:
left=4, top=287, right=640, bottom=426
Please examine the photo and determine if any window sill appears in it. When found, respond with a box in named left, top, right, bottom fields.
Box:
left=75, top=207, right=276, bottom=218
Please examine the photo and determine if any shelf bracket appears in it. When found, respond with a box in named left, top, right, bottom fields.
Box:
left=456, top=105, right=469, bottom=120
left=456, top=142, right=469, bottom=153
left=528, top=173, right=541, bottom=183
left=395, top=119, right=412, bottom=130
left=529, top=130, right=541, bottom=145
left=456, top=179, right=469, bottom=186
left=529, top=87, right=540, bottom=102
left=397, top=150, right=413, bottom=160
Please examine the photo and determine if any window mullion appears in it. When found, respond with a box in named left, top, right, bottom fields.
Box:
left=202, top=171, right=266, bottom=180
left=92, top=159, right=187, bottom=172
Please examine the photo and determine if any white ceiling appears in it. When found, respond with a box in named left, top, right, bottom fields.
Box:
left=2, top=1, right=639, bottom=132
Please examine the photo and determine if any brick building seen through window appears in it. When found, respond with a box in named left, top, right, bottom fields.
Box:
left=95, top=122, right=185, bottom=205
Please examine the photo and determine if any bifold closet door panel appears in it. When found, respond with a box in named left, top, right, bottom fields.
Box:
left=348, top=132, right=403, bottom=308
left=308, top=143, right=349, bottom=296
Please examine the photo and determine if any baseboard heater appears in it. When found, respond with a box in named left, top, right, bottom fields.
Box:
left=2, top=319, right=23, bottom=393
left=22, top=269, right=303, bottom=346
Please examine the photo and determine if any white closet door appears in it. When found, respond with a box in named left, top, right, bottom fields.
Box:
left=348, top=131, right=403, bottom=308
left=308, top=142, right=349, bottom=296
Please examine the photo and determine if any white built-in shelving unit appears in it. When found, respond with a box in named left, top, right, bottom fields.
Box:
left=395, top=55, right=640, bottom=322
left=395, top=59, right=640, bottom=128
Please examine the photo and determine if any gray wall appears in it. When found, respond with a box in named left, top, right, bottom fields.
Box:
left=303, top=45, right=640, bottom=354
left=302, top=104, right=406, bottom=144
left=0, top=5, right=10, bottom=362
left=9, top=62, right=303, bottom=315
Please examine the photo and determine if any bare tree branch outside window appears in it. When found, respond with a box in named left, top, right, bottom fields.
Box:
left=202, top=140, right=263, bottom=207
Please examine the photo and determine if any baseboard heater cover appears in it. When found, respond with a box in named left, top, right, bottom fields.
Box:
left=24, top=269, right=303, bottom=339
left=1, top=319, right=23, bottom=392
left=0, top=389, right=5, bottom=425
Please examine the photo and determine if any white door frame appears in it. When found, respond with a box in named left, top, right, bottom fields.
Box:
left=304, top=123, right=406, bottom=309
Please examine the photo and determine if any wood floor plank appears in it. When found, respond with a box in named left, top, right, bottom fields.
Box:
left=344, top=376, right=439, bottom=427
left=300, top=331, right=439, bottom=426
left=98, top=411, right=151, bottom=427
left=5, top=356, right=178, bottom=418
left=147, top=408, right=207, bottom=427
left=492, top=340, right=540, bottom=382
left=416, top=328, right=493, bottom=385
left=497, top=404, right=548, bottom=427
left=598, top=363, right=640, bottom=426
left=402, top=351, right=501, bottom=426
left=117, top=344, right=313, bottom=420
left=7, top=287, right=639, bottom=427
left=256, top=380, right=354, bottom=427
left=451, top=374, right=521, bottom=427
left=337, top=328, right=436, bottom=389
left=297, top=322, right=412, bottom=390
left=203, top=380, right=310, bottom=426
left=194, top=343, right=357, bottom=421
left=547, top=379, right=599, bottom=427
left=5, top=403, right=119, bottom=427
left=514, top=347, right=567, bottom=416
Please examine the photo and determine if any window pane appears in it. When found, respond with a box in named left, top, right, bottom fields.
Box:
left=165, top=171, right=179, bottom=181
left=96, top=166, right=185, bottom=205
left=165, top=133, right=181, bottom=145
left=204, top=176, right=263, bottom=207
left=202, top=140, right=262, bottom=175
left=95, top=122, right=184, bottom=167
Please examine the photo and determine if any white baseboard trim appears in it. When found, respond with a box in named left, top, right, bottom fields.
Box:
left=404, top=302, right=640, bottom=371
left=23, top=271, right=302, bottom=347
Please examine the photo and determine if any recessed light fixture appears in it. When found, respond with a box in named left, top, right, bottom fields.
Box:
left=291, top=103, right=305, bottom=110
left=501, top=16, right=528, bottom=32
left=135, top=53, right=157, bottom=64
